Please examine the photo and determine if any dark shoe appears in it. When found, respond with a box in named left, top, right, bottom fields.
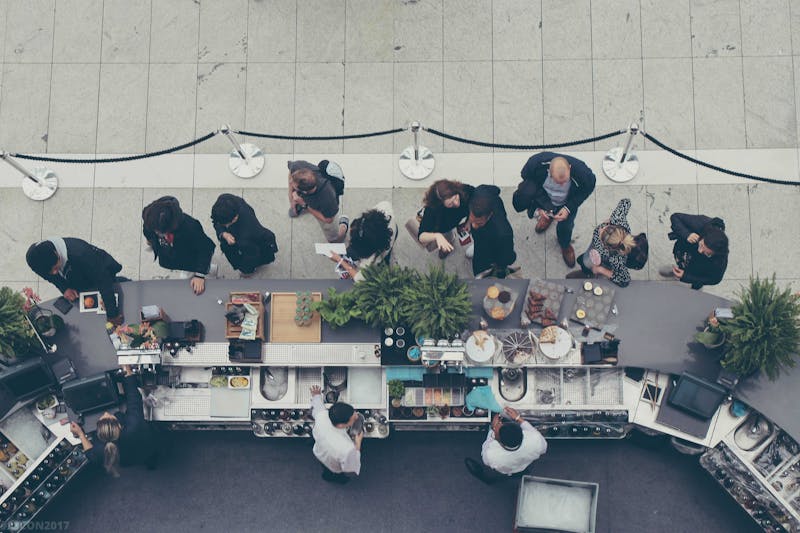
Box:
left=114, top=276, right=131, bottom=282
left=566, top=270, right=591, bottom=279
left=561, top=245, right=576, bottom=267
left=464, top=458, right=493, bottom=485
left=322, top=470, right=349, bottom=485
left=535, top=216, right=552, bottom=234
left=526, top=205, right=537, bottom=219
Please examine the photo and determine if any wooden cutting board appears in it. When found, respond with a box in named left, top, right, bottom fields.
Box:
left=269, top=292, right=322, bottom=343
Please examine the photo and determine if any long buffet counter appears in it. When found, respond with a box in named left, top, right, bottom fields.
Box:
left=0, top=278, right=798, bottom=532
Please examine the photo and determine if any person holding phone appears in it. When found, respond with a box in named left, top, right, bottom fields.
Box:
left=660, top=213, right=729, bottom=289
left=464, top=406, right=547, bottom=484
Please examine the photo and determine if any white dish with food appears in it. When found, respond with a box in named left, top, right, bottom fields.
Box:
left=537, top=326, right=572, bottom=360
left=466, top=331, right=497, bottom=363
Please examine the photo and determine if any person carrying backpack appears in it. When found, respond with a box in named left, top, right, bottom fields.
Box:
left=287, top=159, right=349, bottom=243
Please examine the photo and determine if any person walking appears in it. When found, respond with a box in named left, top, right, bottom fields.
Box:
left=287, top=160, right=349, bottom=243
left=211, top=193, right=278, bottom=278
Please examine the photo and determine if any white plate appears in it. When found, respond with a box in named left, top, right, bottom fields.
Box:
left=466, top=334, right=497, bottom=363
left=538, top=327, right=572, bottom=360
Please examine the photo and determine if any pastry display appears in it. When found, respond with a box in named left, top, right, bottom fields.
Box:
left=540, top=326, right=559, bottom=344
left=502, top=331, right=534, bottom=365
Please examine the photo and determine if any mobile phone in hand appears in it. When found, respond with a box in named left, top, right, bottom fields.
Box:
left=54, top=296, right=73, bottom=315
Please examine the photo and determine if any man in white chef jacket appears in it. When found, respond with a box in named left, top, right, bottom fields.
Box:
left=465, top=406, right=547, bottom=484
left=310, top=385, right=363, bottom=484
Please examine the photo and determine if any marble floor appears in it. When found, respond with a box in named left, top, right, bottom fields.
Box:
left=0, top=0, right=798, bottom=302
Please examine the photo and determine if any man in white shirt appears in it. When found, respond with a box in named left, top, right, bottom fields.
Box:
left=464, top=406, right=547, bottom=484
left=309, top=385, right=363, bottom=484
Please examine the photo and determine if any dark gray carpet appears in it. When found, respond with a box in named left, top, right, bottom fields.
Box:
left=38, top=430, right=759, bottom=533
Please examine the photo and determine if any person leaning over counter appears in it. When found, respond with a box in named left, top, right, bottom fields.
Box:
left=70, top=366, right=158, bottom=478
left=211, top=193, right=278, bottom=278
left=26, top=237, right=125, bottom=325
left=660, top=213, right=729, bottom=289
left=309, top=385, right=362, bottom=485
left=468, top=185, right=518, bottom=279
left=465, top=407, right=547, bottom=485
left=412, top=179, right=475, bottom=258
left=142, top=196, right=216, bottom=295
left=328, top=201, right=397, bottom=282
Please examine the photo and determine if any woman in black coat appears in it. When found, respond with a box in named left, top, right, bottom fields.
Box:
left=71, top=366, right=157, bottom=477
left=415, top=179, right=475, bottom=258
left=142, top=196, right=215, bottom=294
left=211, top=194, right=278, bottom=277
left=660, top=213, right=729, bottom=289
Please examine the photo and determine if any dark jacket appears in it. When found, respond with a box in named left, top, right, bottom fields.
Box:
left=470, top=185, right=517, bottom=276
left=418, top=185, right=475, bottom=236
left=212, top=194, right=278, bottom=273
left=512, top=152, right=596, bottom=215
left=29, top=238, right=122, bottom=317
left=87, top=375, right=157, bottom=469
left=144, top=214, right=215, bottom=275
left=669, top=213, right=728, bottom=289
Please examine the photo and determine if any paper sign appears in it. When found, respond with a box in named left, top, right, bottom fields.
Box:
left=314, top=243, right=346, bottom=257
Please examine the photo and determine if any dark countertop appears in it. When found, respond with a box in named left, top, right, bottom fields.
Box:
left=39, top=278, right=800, bottom=442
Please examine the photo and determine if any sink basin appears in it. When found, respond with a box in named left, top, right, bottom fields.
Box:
left=734, top=413, right=774, bottom=451
left=499, top=368, right=527, bottom=402
left=260, top=367, right=289, bottom=401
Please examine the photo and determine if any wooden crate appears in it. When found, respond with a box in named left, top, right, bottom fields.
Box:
left=225, top=301, right=265, bottom=341
left=269, top=292, right=322, bottom=343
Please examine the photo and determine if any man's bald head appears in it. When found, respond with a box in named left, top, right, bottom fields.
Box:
left=549, top=156, right=571, bottom=184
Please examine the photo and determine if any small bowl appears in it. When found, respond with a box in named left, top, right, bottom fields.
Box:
left=407, top=345, right=421, bottom=362
left=396, top=326, right=406, bottom=336
left=384, top=327, right=394, bottom=336
left=384, top=337, right=394, bottom=347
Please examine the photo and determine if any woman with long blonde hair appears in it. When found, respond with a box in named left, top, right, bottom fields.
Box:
left=70, top=365, right=158, bottom=477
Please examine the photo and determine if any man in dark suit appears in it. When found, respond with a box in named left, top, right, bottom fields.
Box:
left=211, top=193, right=278, bottom=277
left=512, top=152, right=597, bottom=267
left=26, top=238, right=124, bottom=324
left=468, top=185, right=518, bottom=278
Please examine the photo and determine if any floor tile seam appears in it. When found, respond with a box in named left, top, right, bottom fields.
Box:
left=738, top=0, right=748, bottom=149
left=142, top=0, right=154, bottom=152
left=192, top=2, right=201, bottom=157
left=341, top=0, right=347, bottom=154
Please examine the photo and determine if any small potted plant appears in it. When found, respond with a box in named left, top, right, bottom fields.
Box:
left=0, top=287, right=45, bottom=362
left=694, top=315, right=726, bottom=350
left=388, top=380, right=405, bottom=408
left=718, top=276, right=800, bottom=381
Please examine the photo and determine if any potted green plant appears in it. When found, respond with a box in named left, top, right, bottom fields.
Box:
left=352, top=264, right=416, bottom=328
left=0, top=287, right=43, bottom=361
left=694, top=320, right=726, bottom=350
left=399, top=266, right=472, bottom=339
left=718, top=276, right=800, bottom=381
left=388, top=380, right=405, bottom=408
left=310, top=287, right=361, bottom=328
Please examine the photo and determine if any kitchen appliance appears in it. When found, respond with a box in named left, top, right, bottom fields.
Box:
left=498, top=368, right=526, bottom=402
left=668, top=372, right=728, bottom=420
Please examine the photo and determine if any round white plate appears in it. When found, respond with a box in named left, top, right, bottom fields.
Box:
left=466, top=334, right=496, bottom=363
left=538, top=327, right=572, bottom=360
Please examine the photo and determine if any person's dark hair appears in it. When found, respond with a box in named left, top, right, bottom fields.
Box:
left=26, top=241, right=59, bottom=276
left=423, top=179, right=468, bottom=209
left=701, top=225, right=729, bottom=256
left=328, top=402, right=355, bottom=426
left=142, top=196, right=183, bottom=234
left=498, top=423, right=523, bottom=450
left=346, top=209, right=393, bottom=261
left=469, top=193, right=495, bottom=219
left=211, top=195, right=240, bottom=226
left=626, top=233, right=649, bottom=270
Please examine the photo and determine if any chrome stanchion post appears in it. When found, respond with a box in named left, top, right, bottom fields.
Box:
left=220, top=124, right=265, bottom=179
left=0, top=151, right=58, bottom=201
left=398, top=121, right=435, bottom=180
left=602, top=115, right=642, bottom=183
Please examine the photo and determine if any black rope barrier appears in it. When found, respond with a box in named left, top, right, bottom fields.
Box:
left=644, top=132, right=800, bottom=187
left=11, top=131, right=219, bottom=164
left=235, top=127, right=404, bottom=141
left=424, top=127, right=626, bottom=150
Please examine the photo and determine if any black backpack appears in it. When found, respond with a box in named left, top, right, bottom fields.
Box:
left=318, top=160, right=345, bottom=197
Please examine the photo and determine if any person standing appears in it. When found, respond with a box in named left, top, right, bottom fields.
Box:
left=26, top=238, right=125, bottom=324
left=70, top=365, right=158, bottom=477
left=412, top=179, right=475, bottom=258
left=512, top=152, right=597, bottom=267
left=211, top=194, right=278, bottom=278
left=566, top=198, right=641, bottom=287
left=142, top=196, right=216, bottom=295
left=468, top=185, right=518, bottom=278
left=660, top=213, right=729, bottom=289
left=287, top=160, right=349, bottom=243
left=464, top=407, right=547, bottom=484
left=309, top=385, right=362, bottom=485
left=328, top=201, right=397, bottom=282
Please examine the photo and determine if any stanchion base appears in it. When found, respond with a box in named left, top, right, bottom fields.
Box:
left=228, top=143, right=265, bottom=179
left=21, top=169, right=58, bottom=201
left=602, top=147, right=639, bottom=183
left=399, top=145, right=435, bottom=181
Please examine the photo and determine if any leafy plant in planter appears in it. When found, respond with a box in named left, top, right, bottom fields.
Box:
left=352, top=263, right=417, bottom=328
left=0, top=286, right=41, bottom=360
left=718, top=276, right=800, bottom=381
left=310, top=288, right=361, bottom=329
left=388, top=380, right=405, bottom=407
left=400, top=266, right=472, bottom=339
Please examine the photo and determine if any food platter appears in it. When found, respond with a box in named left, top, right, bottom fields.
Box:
left=466, top=331, right=497, bottom=364
left=537, top=326, right=572, bottom=360
left=502, top=331, right=536, bottom=366
left=228, top=376, right=250, bottom=389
